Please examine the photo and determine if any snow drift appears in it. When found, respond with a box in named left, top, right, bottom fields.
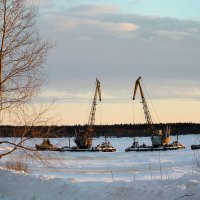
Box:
left=1, top=169, right=200, bottom=200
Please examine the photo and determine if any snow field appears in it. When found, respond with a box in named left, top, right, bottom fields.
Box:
left=1, top=169, right=200, bottom=200
left=0, top=135, right=200, bottom=200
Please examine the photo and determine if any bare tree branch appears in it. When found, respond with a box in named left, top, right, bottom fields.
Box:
left=0, top=0, right=55, bottom=160
left=0, top=0, right=54, bottom=110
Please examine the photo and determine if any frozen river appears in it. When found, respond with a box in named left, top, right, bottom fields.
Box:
left=1, top=134, right=200, bottom=182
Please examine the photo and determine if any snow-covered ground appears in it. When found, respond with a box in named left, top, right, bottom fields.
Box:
left=1, top=134, right=200, bottom=200
left=1, top=169, right=200, bottom=200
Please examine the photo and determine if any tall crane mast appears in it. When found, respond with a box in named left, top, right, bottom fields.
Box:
left=133, top=76, right=153, bottom=127
left=133, top=76, right=171, bottom=147
left=74, top=78, right=101, bottom=149
left=87, top=78, right=101, bottom=131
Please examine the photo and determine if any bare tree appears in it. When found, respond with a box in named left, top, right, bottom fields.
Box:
left=0, top=0, right=53, bottom=110
left=0, top=0, right=54, bottom=159
left=0, top=103, right=56, bottom=159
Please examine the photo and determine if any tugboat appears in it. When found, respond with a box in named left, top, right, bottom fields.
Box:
left=125, top=138, right=150, bottom=152
left=96, top=137, right=116, bottom=152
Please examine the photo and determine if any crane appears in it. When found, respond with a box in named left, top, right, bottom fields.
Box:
left=133, top=76, right=153, bottom=127
left=74, top=78, right=101, bottom=149
left=133, top=76, right=171, bottom=147
left=87, top=78, right=101, bottom=132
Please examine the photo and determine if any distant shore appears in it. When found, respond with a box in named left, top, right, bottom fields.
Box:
left=0, top=123, right=200, bottom=138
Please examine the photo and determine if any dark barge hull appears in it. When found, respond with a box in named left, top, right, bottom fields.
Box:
left=63, top=147, right=116, bottom=152
left=62, top=148, right=100, bottom=152
left=191, top=145, right=200, bottom=150
left=35, top=147, right=65, bottom=152
left=125, top=146, right=185, bottom=152
left=36, top=147, right=100, bottom=152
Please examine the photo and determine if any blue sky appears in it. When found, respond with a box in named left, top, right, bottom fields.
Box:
left=29, top=0, right=200, bottom=124
left=127, top=0, right=200, bottom=19
left=40, top=0, right=200, bottom=19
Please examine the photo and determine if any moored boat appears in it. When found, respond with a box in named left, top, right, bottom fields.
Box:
left=125, top=140, right=185, bottom=152
left=96, top=141, right=116, bottom=152
left=191, top=144, right=200, bottom=150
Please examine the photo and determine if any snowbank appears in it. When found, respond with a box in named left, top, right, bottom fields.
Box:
left=1, top=169, right=200, bottom=200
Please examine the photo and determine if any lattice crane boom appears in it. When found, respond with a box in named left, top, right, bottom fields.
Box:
left=132, top=76, right=171, bottom=147
left=74, top=78, right=101, bottom=149
left=133, top=76, right=153, bottom=126
left=88, top=78, right=101, bottom=128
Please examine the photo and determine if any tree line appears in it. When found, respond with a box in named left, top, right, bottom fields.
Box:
left=1, top=122, right=200, bottom=138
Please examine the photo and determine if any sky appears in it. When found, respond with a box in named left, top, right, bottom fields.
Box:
left=28, top=0, right=200, bottom=125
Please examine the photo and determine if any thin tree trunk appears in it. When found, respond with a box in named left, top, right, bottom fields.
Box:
left=0, top=0, right=7, bottom=97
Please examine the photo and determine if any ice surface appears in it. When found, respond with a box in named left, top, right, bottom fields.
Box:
left=0, top=135, right=200, bottom=200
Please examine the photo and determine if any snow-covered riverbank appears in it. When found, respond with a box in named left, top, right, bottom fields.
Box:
left=1, top=135, right=200, bottom=199
left=1, top=168, right=200, bottom=200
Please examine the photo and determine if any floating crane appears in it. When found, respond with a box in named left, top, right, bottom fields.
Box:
left=74, top=78, right=101, bottom=149
left=133, top=76, right=171, bottom=147
left=87, top=78, right=101, bottom=133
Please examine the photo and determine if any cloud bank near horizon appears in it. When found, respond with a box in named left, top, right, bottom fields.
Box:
left=26, top=1, right=200, bottom=102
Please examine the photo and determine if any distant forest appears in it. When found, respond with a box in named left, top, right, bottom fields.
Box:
left=0, top=123, right=200, bottom=138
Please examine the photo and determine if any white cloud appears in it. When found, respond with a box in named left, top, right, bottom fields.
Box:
left=156, top=30, right=198, bottom=40
left=38, top=5, right=200, bottom=101
left=40, top=4, right=139, bottom=38
left=69, top=5, right=120, bottom=16
left=74, top=19, right=138, bottom=36
left=111, top=22, right=138, bottom=32
left=45, top=14, right=139, bottom=37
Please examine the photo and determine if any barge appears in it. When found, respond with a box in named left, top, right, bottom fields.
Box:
left=191, top=144, right=200, bottom=150
left=95, top=141, right=116, bottom=152
left=125, top=141, right=185, bottom=152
